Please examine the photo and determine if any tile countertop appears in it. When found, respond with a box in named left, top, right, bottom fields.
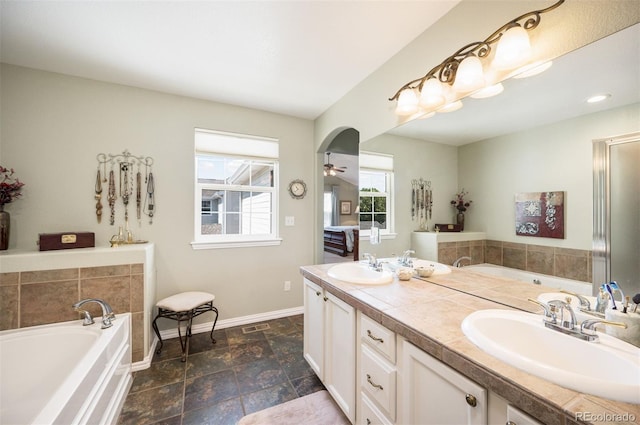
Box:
left=299, top=263, right=640, bottom=425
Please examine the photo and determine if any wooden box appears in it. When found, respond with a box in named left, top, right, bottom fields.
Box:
left=435, top=224, right=462, bottom=232
left=38, top=232, right=95, bottom=251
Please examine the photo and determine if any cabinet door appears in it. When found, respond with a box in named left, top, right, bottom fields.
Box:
left=401, top=341, right=487, bottom=425
left=325, top=291, right=356, bottom=423
left=507, top=405, right=544, bottom=425
left=303, top=278, right=324, bottom=378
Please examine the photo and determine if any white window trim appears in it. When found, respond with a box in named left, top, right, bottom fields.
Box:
left=192, top=129, right=281, bottom=249
left=359, top=153, right=395, bottom=238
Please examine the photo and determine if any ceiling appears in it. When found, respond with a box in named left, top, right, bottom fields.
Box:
left=1, top=3, right=637, bottom=147
left=0, top=0, right=458, bottom=120
left=389, top=24, right=640, bottom=146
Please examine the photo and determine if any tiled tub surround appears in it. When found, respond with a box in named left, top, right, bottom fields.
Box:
left=300, top=264, right=639, bottom=425
left=0, top=244, right=156, bottom=364
left=437, top=239, right=592, bottom=284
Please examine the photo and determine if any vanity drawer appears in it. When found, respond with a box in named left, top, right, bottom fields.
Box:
left=360, top=314, right=396, bottom=363
left=361, top=344, right=396, bottom=420
left=360, top=393, right=393, bottom=425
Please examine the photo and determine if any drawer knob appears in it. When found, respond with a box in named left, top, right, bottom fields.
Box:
left=323, top=296, right=328, bottom=302
left=465, top=393, right=477, bottom=407
left=367, top=329, right=384, bottom=343
left=366, top=420, right=371, bottom=425
left=366, top=374, right=384, bottom=390
left=315, top=291, right=321, bottom=296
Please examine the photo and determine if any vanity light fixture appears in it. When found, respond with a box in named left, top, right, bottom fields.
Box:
left=389, top=0, right=564, bottom=116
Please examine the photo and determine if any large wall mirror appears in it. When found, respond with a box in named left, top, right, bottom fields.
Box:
left=357, top=23, right=639, bottom=294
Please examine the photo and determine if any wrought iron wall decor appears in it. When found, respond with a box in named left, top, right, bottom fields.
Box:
left=412, top=178, right=432, bottom=231
left=95, top=150, right=155, bottom=227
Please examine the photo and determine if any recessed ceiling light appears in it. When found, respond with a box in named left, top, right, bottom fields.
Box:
left=587, top=94, right=611, bottom=103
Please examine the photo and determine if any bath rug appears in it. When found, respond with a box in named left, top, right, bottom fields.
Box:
left=237, top=390, right=349, bottom=425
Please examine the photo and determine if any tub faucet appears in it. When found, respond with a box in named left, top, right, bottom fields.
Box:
left=73, top=298, right=115, bottom=329
left=453, top=256, right=472, bottom=268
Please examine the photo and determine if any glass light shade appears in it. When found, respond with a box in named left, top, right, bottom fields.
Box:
left=418, top=111, right=436, bottom=119
left=395, top=88, right=419, bottom=116
left=512, top=60, right=553, bottom=79
left=492, top=25, right=532, bottom=70
left=470, top=83, right=504, bottom=99
left=419, top=78, right=445, bottom=108
left=437, top=100, right=463, bottom=113
left=453, top=55, right=485, bottom=93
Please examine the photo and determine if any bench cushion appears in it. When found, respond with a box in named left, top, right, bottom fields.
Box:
left=156, top=291, right=215, bottom=312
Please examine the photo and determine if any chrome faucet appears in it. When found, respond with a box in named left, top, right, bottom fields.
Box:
left=453, top=256, right=472, bottom=267
left=559, top=289, right=592, bottom=311
left=528, top=298, right=626, bottom=342
left=72, top=298, right=115, bottom=329
left=363, top=253, right=383, bottom=271
left=547, top=299, right=578, bottom=330
left=398, top=250, right=415, bottom=267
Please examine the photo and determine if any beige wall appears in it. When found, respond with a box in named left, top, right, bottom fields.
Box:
left=0, top=64, right=315, bottom=321
left=458, top=103, right=640, bottom=250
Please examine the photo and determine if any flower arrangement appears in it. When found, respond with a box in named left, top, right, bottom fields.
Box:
left=0, top=166, right=25, bottom=207
left=451, top=189, right=472, bottom=212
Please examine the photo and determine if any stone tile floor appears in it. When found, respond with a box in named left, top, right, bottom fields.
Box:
left=117, top=314, right=324, bottom=425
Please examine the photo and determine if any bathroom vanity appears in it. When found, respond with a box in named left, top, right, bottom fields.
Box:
left=300, top=263, right=639, bottom=425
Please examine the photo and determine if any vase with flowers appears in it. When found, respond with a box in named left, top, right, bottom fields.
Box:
left=451, top=189, right=472, bottom=231
left=0, top=166, right=25, bottom=250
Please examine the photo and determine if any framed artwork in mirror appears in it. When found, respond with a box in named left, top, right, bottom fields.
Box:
left=340, top=200, right=352, bottom=215
left=515, top=191, right=565, bottom=239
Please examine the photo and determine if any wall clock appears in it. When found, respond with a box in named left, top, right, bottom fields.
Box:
left=288, top=179, right=307, bottom=199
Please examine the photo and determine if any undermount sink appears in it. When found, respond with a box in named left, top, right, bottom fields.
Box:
left=327, top=263, right=393, bottom=285
left=461, top=309, right=640, bottom=404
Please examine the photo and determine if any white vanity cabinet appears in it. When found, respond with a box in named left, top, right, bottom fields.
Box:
left=303, top=278, right=356, bottom=423
left=399, top=339, right=487, bottom=425
left=357, top=313, right=397, bottom=425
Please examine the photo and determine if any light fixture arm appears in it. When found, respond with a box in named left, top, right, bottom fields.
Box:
left=388, top=0, right=564, bottom=101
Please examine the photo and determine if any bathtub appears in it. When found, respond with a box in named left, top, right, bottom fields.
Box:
left=0, top=313, right=132, bottom=425
left=464, top=264, right=592, bottom=296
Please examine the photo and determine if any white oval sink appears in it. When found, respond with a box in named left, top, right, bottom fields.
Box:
left=328, top=263, right=393, bottom=285
left=462, top=309, right=640, bottom=404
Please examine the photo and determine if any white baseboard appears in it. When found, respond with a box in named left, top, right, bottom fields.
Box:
left=157, top=305, right=304, bottom=342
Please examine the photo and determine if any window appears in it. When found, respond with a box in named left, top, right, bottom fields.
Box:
left=193, top=129, right=280, bottom=249
left=359, top=152, right=394, bottom=236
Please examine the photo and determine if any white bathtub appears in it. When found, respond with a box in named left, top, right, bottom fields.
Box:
left=0, top=313, right=132, bottom=425
left=464, top=264, right=592, bottom=296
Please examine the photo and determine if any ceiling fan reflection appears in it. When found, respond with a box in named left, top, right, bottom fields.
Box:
left=324, top=152, right=347, bottom=176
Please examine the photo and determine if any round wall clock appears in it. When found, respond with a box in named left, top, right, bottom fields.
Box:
left=288, top=179, right=307, bottom=199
